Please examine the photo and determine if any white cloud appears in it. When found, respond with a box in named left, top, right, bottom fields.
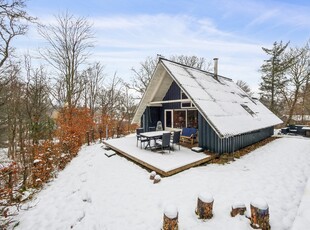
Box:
left=86, top=14, right=267, bottom=90
left=12, top=13, right=274, bottom=92
left=218, top=0, right=310, bottom=29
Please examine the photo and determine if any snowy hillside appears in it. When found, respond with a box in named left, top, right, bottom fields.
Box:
left=14, top=136, right=310, bottom=230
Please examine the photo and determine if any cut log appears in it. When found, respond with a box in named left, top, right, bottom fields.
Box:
left=195, top=193, right=214, bottom=219
left=163, top=205, right=178, bottom=230
left=250, top=198, right=270, bottom=230
left=154, top=175, right=161, bottom=184
left=231, top=202, right=246, bottom=217
left=150, top=171, right=156, bottom=180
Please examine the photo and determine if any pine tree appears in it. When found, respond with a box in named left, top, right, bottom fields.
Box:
left=259, top=41, right=294, bottom=115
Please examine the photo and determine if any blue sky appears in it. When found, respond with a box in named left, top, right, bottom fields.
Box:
left=15, top=0, right=310, bottom=92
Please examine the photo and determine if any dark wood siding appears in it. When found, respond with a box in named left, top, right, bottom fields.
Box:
left=142, top=82, right=181, bottom=130
left=198, top=113, right=274, bottom=154
left=162, top=81, right=181, bottom=110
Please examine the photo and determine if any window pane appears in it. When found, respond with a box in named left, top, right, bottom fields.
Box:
left=165, top=111, right=172, bottom=128
left=187, top=110, right=198, bottom=128
left=173, top=111, right=186, bottom=129
left=181, top=102, right=191, bottom=108
left=181, top=92, right=188, bottom=99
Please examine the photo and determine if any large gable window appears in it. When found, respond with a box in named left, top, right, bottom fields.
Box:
left=165, top=109, right=198, bottom=129
left=187, top=110, right=198, bottom=128
left=173, top=110, right=186, bottom=129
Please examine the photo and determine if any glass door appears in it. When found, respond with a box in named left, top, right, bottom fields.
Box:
left=165, top=110, right=172, bottom=129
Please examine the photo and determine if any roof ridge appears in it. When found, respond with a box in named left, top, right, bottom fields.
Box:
left=159, top=57, right=232, bottom=81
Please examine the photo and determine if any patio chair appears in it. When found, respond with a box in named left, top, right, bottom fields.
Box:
left=149, top=126, right=156, bottom=132
left=136, top=128, right=150, bottom=149
left=156, top=132, right=171, bottom=153
left=136, top=128, right=144, bottom=147
left=171, top=131, right=181, bottom=151
left=180, top=127, right=197, bottom=145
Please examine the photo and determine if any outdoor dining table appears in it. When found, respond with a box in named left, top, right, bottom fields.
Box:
left=139, top=130, right=171, bottom=149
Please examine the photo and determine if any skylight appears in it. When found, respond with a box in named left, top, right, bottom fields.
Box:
left=241, top=104, right=255, bottom=116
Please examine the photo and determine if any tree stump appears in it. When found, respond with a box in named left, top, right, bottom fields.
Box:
left=150, top=171, right=156, bottom=180
left=231, top=202, right=246, bottom=217
left=195, top=193, right=214, bottom=219
left=154, top=175, right=161, bottom=184
left=163, top=205, right=178, bottom=230
left=250, top=198, right=270, bottom=230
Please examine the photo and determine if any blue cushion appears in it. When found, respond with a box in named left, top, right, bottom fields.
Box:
left=182, top=128, right=197, bottom=137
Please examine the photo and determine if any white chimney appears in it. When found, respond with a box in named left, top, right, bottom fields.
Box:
left=213, top=58, right=218, bottom=80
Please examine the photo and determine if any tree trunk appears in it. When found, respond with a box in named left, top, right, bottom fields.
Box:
left=284, top=87, right=300, bottom=126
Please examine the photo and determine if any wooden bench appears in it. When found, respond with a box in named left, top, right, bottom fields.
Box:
left=180, top=128, right=197, bottom=145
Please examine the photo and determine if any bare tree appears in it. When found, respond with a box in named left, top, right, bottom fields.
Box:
left=121, top=85, right=137, bottom=133
left=236, top=80, right=253, bottom=96
left=130, top=56, right=157, bottom=98
left=99, top=73, right=123, bottom=116
left=0, top=0, right=35, bottom=68
left=0, top=0, right=35, bottom=127
left=98, top=73, right=125, bottom=137
left=81, top=62, right=105, bottom=116
left=4, top=61, right=23, bottom=159
left=282, top=45, right=310, bottom=125
left=0, top=59, right=17, bottom=147
left=38, top=12, right=94, bottom=108
left=130, top=55, right=210, bottom=98
left=170, top=55, right=211, bottom=70
left=24, top=54, right=52, bottom=144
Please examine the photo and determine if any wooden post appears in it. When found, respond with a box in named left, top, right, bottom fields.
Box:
left=163, top=205, right=178, bottom=230
left=86, top=131, right=90, bottom=146
left=106, top=125, right=109, bottom=140
left=195, top=193, right=214, bottom=219
left=8, top=171, right=13, bottom=200
left=231, top=202, right=246, bottom=217
left=99, top=129, right=103, bottom=143
left=22, top=166, right=28, bottom=190
left=150, top=171, right=156, bottom=180
left=250, top=198, right=270, bottom=230
left=91, top=128, right=95, bottom=142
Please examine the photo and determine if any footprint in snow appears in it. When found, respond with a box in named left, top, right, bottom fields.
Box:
left=82, top=192, right=92, bottom=203
left=79, top=173, right=87, bottom=182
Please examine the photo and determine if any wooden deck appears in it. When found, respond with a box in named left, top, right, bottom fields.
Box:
left=104, top=136, right=214, bottom=176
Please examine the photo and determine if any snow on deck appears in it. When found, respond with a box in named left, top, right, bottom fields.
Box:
left=14, top=136, right=310, bottom=230
left=104, top=135, right=212, bottom=176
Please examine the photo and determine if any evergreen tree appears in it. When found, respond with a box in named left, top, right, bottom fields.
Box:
left=259, top=41, right=295, bottom=114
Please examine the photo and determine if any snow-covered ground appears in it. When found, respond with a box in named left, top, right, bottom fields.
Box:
left=14, top=136, right=310, bottom=230
left=291, top=167, right=310, bottom=229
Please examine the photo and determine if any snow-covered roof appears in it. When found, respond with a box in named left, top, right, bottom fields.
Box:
left=132, top=58, right=282, bottom=138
